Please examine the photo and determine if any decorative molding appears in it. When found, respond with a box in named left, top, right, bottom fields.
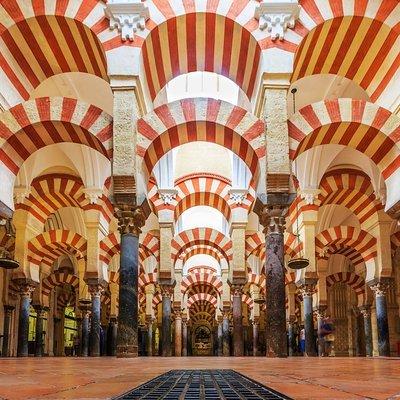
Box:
left=104, top=0, right=150, bottom=42
left=114, top=205, right=146, bottom=236
left=13, top=186, right=31, bottom=204
left=255, top=0, right=300, bottom=41
left=228, top=189, right=248, bottom=205
left=158, top=188, right=178, bottom=205
left=258, top=204, right=288, bottom=235
left=83, top=188, right=103, bottom=204
left=300, top=188, right=321, bottom=205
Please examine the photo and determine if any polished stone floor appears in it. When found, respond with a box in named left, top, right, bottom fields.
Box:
left=0, top=357, right=399, bottom=400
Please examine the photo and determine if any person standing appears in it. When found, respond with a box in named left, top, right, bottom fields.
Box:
left=299, top=326, right=305, bottom=355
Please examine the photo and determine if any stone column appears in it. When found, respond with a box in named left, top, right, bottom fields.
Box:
left=80, top=306, right=90, bottom=357
left=109, top=317, right=118, bottom=356
left=231, top=284, right=244, bottom=356
left=160, top=285, right=174, bottom=357
left=369, top=280, right=391, bottom=356
left=315, top=306, right=327, bottom=357
left=252, top=317, right=259, bottom=356
left=145, top=316, right=154, bottom=356
left=15, top=280, right=36, bottom=357
left=222, top=308, right=230, bottom=357
left=354, top=308, right=366, bottom=357
left=34, top=306, right=47, bottom=357
left=259, top=204, right=288, bottom=357
left=217, top=316, right=223, bottom=356
left=75, top=313, right=82, bottom=357
left=287, top=316, right=296, bottom=357
left=87, top=282, right=104, bottom=357
left=2, top=305, right=14, bottom=357
left=115, top=206, right=145, bottom=358
left=299, top=280, right=317, bottom=357
left=182, top=316, right=188, bottom=357
left=174, top=309, right=182, bottom=357
left=360, top=305, right=373, bottom=357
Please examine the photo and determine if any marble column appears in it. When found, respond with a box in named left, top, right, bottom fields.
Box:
left=369, top=280, right=391, bottom=356
left=232, top=285, right=244, bottom=356
left=16, top=281, right=36, bottom=357
left=182, top=316, right=188, bottom=357
left=252, top=317, right=259, bottom=356
left=300, top=280, right=317, bottom=357
left=81, top=308, right=90, bottom=357
left=287, top=316, right=296, bottom=357
left=360, top=305, right=373, bottom=357
left=146, top=317, right=154, bottom=356
left=315, top=306, right=327, bottom=357
left=88, top=283, right=104, bottom=357
left=75, top=315, right=83, bottom=356
left=115, top=206, right=145, bottom=358
left=161, top=285, right=173, bottom=357
left=222, top=309, right=230, bottom=357
left=109, top=317, right=118, bottom=356
left=259, top=205, right=288, bottom=357
left=2, top=305, right=14, bottom=357
left=174, top=310, right=182, bottom=357
left=34, top=306, right=46, bottom=357
left=217, top=316, right=223, bottom=356
left=354, top=308, right=366, bottom=357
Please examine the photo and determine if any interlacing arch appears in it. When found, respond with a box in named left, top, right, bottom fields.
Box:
left=315, top=226, right=377, bottom=266
left=171, top=228, right=233, bottom=264
left=288, top=99, right=400, bottom=183
left=326, top=272, right=366, bottom=297
left=57, top=291, right=76, bottom=311
left=27, top=229, right=87, bottom=267
left=140, top=2, right=264, bottom=101
left=0, top=0, right=113, bottom=101
left=138, top=272, right=158, bottom=287
left=42, top=271, right=79, bottom=298
left=137, top=98, right=264, bottom=177
left=16, top=174, right=113, bottom=224
left=0, top=97, right=113, bottom=176
left=291, top=0, right=400, bottom=103
left=181, top=270, right=223, bottom=296
left=187, top=293, right=217, bottom=308
left=177, top=245, right=227, bottom=270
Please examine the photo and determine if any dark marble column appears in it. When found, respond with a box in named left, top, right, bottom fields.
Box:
left=15, top=281, right=36, bottom=357
left=2, top=305, right=14, bottom=357
left=34, top=306, right=46, bottom=357
left=108, top=317, right=118, bottom=356
left=182, top=316, right=188, bottom=357
left=222, top=308, right=230, bottom=357
left=146, top=317, right=154, bottom=356
left=115, top=206, right=145, bottom=358
left=75, top=315, right=83, bottom=357
left=354, top=308, right=366, bottom=357
left=174, top=310, right=182, bottom=357
left=315, top=306, right=327, bottom=357
left=299, top=280, right=317, bottom=357
left=81, top=309, right=90, bottom=357
left=259, top=205, right=288, bottom=357
left=360, top=305, right=373, bottom=357
left=369, top=280, right=391, bottom=356
left=87, top=283, right=104, bottom=357
left=160, top=285, right=173, bottom=357
left=252, top=318, right=259, bottom=356
left=217, top=316, right=223, bottom=356
left=287, top=316, right=296, bottom=357
left=231, top=285, right=244, bottom=356
left=101, top=324, right=108, bottom=356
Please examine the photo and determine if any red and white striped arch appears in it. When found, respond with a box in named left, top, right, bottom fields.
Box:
left=27, top=229, right=87, bottom=267
left=138, top=272, right=158, bottom=287
left=177, top=244, right=227, bottom=266
left=326, top=272, right=365, bottom=296
left=152, top=292, right=163, bottom=311
left=247, top=273, right=266, bottom=292
left=390, top=231, right=400, bottom=255
left=138, top=98, right=264, bottom=177
left=16, top=174, right=113, bottom=224
left=140, top=1, right=264, bottom=101
left=181, top=270, right=223, bottom=296
left=242, top=293, right=254, bottom=310
left=187, top=293, right=218, bottom=308
left=290, top=0, right=400, bottom=103
left=0, top=0, right=116, bottom=102
left=42, top=271, right=79, bottom=298
left=315, top=226, right=377, bottom=266
left=57, top=291, right=76, bottom=310
left=171, top=227, right=233, bottom=264
left=289, top=99, right=400, bottom=181
left=318, top=169, right=383, bottom=225
left=0, top=97, right=113, bottom=177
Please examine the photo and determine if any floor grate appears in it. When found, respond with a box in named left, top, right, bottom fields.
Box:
left=113, top=369, right=292, bottom=400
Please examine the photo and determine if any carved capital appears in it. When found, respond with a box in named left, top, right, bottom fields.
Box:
left=259, top=204, right=287, bottom=235
left=368, top=278, right=392, bottom=298
left=255, top=0, right=300, bottom=41
left=228, top=188, right=248, bottom=205
left=83, top=187, right=103, bottom=204
left=300, top=189, right=321, bottom=205
left=86, top=278, right=107, bottom=298
left=359, top=305, right=371, bottom=318
left=230, top=283, right=244, bottom=297
left=115, top=204, right=146, bottom=236
left=105, top=0, right=150, bottom=42
left=158, top=188, right=178, bottom=205
left=160, top=284, right=174, bottom=298
left=298, top=278, right=318, bottom=298
left=12, top=278, right=37, bottom=298
left=13, top=186, right=31, bottom=204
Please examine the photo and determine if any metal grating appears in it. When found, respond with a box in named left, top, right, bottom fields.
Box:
left=114, top=369, right=292, bottom=400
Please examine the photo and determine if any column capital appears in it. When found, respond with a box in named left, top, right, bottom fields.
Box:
left=368, top=277, right=393, bottom=297
left=229, top=283, right=244, bottom=297
left=12, top=278, right=37, bottom=297
left=313, top=305, right=327, bottom=319
left=258, top=204, right=287, bottom=234
left=297, top=278, right=318, bottom=298
left=160, top=283, right=175, bottom=298
left=115, top=204, right=146, bottom=236
left=86, top=278, right=107, bottom=298
left=359, top=305, right=371, bottom=318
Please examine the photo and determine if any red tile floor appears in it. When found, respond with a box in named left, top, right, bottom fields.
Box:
left=0, top=357, right=399, bottom=399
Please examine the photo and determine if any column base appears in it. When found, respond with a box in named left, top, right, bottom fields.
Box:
left=117, top=345, right=138, bottom=358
